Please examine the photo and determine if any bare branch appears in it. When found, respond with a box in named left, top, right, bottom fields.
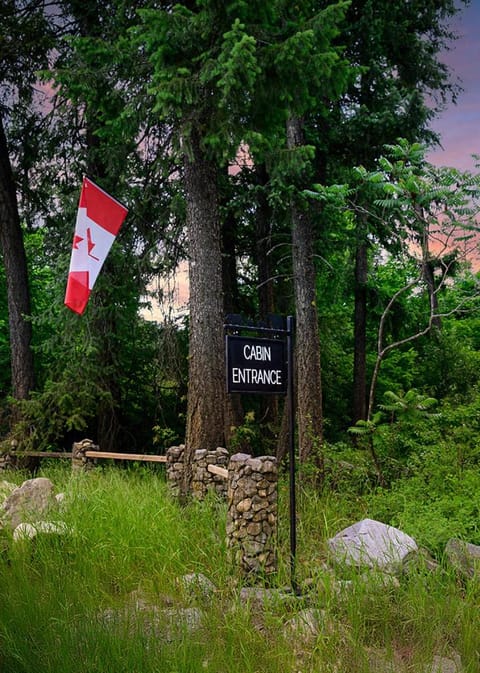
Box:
left=256, top=273, right=292, bottom=289
left=376, top=274, right=423, bottom=356
left=368, top=279, right=480, bottom=420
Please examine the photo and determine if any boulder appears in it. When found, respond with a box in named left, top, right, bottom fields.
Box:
left=283, top=608, right=324, bottom=641
left=428, top=653, right=462, bottom=673
left=327, top=518, right=418, bottom=573
left=100, top=603, right=203, bottom=642
left=179, top=573, right=217, bottom=599
left=238, top=586, right=296, bottom=615
left=444, top=538, right=480, bottom=579
left=365, top=648, right=462, bottom=673
left=1, top=477, right=56, bottom=529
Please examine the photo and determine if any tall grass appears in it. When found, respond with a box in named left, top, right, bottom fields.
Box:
left=0, top=463, right=478, bottom=672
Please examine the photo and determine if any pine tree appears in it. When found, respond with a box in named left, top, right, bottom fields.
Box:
left=0, top=0, right=55, bottom=404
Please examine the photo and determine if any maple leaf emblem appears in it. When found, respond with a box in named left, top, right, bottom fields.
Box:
left=72, top=228, right=99, bottom=261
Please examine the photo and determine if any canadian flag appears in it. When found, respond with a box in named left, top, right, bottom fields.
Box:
left=65, top=177, right=128, bottom=314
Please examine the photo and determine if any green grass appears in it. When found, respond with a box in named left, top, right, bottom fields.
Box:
left=0, top=463, right=478, bottom=672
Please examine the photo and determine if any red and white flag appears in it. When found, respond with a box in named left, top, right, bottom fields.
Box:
left=65, top=177, right=128, bottom=315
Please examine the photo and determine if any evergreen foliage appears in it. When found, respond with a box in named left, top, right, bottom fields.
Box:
left=0, top=1, right=480, bottom=488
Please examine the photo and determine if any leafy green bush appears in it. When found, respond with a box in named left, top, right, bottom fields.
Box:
left=367, top=443, right=480, bottom=554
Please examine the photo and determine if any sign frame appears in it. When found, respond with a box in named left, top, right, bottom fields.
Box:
left=225, top=334, right=287, bottom=395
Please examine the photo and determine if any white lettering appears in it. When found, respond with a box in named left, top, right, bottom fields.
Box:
left=231, top=367, right=283, bottom=387
left=243, top=344, right=272, bottom=361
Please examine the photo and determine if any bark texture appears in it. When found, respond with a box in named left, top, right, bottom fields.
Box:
left=286, top=117, right=323, bottom=467
left=254, top=164, right=280, bottom=452
left=419, top=211, right=442, bottom=333
left=184, top=130, right=226, bottom=492
left=0, top=115, right=34, bottom=401
left=255, top=163, right=275, bottom=320
left=222, top=206, right=244, bottom=444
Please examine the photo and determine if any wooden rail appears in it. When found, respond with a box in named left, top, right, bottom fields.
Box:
left=13, top=451, right=72, bottom=459
left=85, top=451, right=167, bottom=463
left=207, top=464, right=228, bottom=479
left=12, top=451, right=228, bottom=474
left=12, top=450, right=167, bottom=463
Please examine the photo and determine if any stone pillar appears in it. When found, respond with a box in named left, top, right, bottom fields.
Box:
left=72, top=439, right=99, bottom=472
left=0, top=450, right=15, bottom=471
left=165, top=444, right=185, bottom=495
left=191, top=447, right=229, bottom=500
left=226, top=453, right=278, bottom=577
left=0, top=440, right=18, bottom=471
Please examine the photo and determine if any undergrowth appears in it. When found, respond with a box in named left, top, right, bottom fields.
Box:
left=0, top=462, right=478, bottom=672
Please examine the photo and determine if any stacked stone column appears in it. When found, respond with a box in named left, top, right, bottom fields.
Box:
left=0, top=440, right=19, bottom=471
left=226, top=453, right=278, bottom=577
left=165, top=445, right=185, bottom=495
left=191, top=447, right=229, bottom=499
left=71, top=439, right=100, bottom=471
left=0, top=451, right=15, bottom=471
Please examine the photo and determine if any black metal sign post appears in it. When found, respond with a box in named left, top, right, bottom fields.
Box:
left=224, top=315, right=297, bottom=592
left=286, top=315, right=297, bottom=594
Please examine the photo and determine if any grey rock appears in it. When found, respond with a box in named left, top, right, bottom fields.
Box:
left=162, top=607, right=203, bottom=640
left=402, top=546, right=440, bottom=575
left=327, top=518, right=418, bottom=573
left=444, top=538, right=480, bottom=579
left=13, top=521, right=70, bottom=542
left=100, top=604, right=203, bottom=642
left=1, top=477, right=56, bottom=529
left=0, top=480, right=17, bottom=500
left=230, top=453, right=252, bottom=464
left=179, top=573, right=217, bottom=599
left=239, top=586, right=294, bottom=608
left=427, top=653, right=462, bottom=673
left=284, top=608, right=325, bottom=640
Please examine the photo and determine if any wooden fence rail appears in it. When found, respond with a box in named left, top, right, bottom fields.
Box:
left=85, top=451, right=166, bottom=463
left=13, top=451, right=72, bottom=459
left=207, top=463, right=228, bottom=479
left=12, top=450, right=167, bottom=463
left=11, top=450, right=228, bottom=475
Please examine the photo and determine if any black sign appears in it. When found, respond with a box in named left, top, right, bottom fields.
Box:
left=226, top=335, right=287, bottom=394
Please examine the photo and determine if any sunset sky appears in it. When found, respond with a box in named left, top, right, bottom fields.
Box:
left=428, top=1, right=480, bottom=171
left=145, top=2, right=480, bottom=320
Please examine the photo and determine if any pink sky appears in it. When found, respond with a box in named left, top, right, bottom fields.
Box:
left=427, top=2, right=480, bottom=171
left=145, top=5, right=480, bottom=320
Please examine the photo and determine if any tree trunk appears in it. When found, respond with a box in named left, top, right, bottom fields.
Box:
left=255, top=163, right=275, bottom=319
left=0, top=114, right=34, bottom=402
left=222, top=207, right=239, bottom=315
left=352, top=237, right=368, bottom=423
left=184, top=130, right=226, bottom=494
left=423, top=258, right=441, bottom=331
left=221, top=200, right=244, bottom=445
left=420, top=217, right=442, bottom=332
left=286, top=117, right=323, bottom=469
left=254, top=163, right=280, bottom=453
